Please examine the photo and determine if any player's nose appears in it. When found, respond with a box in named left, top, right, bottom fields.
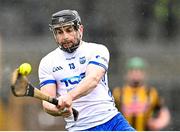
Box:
left=61, top=31, right=69, bottom=39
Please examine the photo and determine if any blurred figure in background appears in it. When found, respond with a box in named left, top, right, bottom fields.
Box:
left=113, top=57, right=171, bottom=131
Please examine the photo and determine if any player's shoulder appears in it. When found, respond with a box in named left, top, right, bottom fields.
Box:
left=82, top=41, right=109, bottom=51
left=40, top=48, right=59, bottom=62
left=145, top=85, right=159, bottom=95
left=145, top=85, right=158, bottom=91
left=82, top=40, right=104, bottom=47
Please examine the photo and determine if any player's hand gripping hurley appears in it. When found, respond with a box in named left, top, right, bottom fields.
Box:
left=10, top=64, right=79, bottom=121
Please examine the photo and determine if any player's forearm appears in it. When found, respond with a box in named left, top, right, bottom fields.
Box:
left=148, top=107, right=171, bottom=130
left=42, top=101, right=62, bottom=116
left=44, top=108, right=60, bottom=116
left=68, top=75, right=100, bottom=100
left=158, top=107, right=171, bottom=127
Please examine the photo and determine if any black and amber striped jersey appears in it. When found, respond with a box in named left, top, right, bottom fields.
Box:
left=113, top=85, right=162, bottom=131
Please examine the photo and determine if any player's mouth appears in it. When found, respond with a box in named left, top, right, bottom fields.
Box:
left=62, top=42, right=73, bottom=48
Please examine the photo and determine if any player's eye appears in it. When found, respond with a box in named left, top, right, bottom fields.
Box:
left=65, top=27, right=74, bottom=33
left=56, top=29, right=63, bottom=34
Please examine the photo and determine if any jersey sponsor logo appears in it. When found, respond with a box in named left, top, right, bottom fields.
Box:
left=60, top=72, right=85, bottom=87
left=53, top=66, right=63, bottom=72
left=79, top=56, right=86, bottom=64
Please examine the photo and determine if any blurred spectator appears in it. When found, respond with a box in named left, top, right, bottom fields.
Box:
left=112, top=57, right=171, bottom=131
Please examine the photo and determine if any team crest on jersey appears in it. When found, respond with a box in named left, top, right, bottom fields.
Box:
left=79, top=56, right=86, bottom=64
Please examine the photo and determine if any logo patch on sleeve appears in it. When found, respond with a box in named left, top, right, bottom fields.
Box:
left=95, top=55, right=108, bottom=63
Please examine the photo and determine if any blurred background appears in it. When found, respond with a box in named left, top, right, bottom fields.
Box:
left=0, top=0, right=180, bottom=130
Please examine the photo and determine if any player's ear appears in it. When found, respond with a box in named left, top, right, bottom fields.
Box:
left=79, top=25, right=84, bottom=39
left=79, top=25, right=83, bottom=31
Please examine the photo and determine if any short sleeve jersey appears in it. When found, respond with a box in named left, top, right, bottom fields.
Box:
left=38, top=41, right=118, bottom=130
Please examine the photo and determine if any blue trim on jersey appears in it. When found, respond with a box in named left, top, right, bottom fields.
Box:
left=39, top=80, right=56, bottom=88
left=84, top=113, right=135, bottom=131
left=88, top=61, right=107, bottom=71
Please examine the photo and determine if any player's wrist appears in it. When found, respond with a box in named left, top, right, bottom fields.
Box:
left=68, top=92, right=75, bottom=101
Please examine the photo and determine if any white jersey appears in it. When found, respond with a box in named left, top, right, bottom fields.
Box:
left=38, top=41, right=119, bottom=131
